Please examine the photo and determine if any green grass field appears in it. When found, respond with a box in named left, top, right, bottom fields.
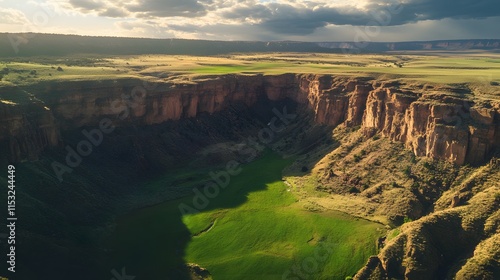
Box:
left=109, top=152, right=383, bottom=279
left=2, top=52, right=500, bottom=88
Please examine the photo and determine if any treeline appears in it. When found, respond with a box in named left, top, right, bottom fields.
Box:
left=1, top=33, right=498, bottom=57
left=0, top=33, right=341, bottom=57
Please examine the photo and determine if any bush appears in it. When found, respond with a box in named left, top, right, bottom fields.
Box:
left=353, top=154, right=362, bottom=162
left=403, top=166, right=411, bottom=177
left=349, top=187, right=360, bottom=194
left=391, top=182, right=402, bottom=188
left=423, top=162, right=434, bottom=170
left=57, top=66, right=64, bottom=71
left=410, top=153, right=417, bottom=163
left=411, top=182, right=420, bottom=191
left=403, top=216, right=413, bottom=223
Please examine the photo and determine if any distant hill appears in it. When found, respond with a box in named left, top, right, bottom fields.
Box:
left=1, top=33, right=499, bottom=57
left=0, top=33, right=340, bottom=57
left=318, top=40, right=500, bottom=52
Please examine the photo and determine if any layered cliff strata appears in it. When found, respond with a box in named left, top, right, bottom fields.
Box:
left=0, top=88, right=59, bottom=162
left=0, top=74, right=499, bottom=165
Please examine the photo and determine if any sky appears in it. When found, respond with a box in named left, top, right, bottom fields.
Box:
left=0, top=0, right=499, bottom=42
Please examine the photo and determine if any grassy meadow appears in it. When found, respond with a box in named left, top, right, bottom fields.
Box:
left=2, top=52, right=500, bottom=91
left=109, top=152, right=383, bottom=279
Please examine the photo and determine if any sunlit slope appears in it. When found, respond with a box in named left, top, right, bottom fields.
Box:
left=111, top=152, right=383, bottom=280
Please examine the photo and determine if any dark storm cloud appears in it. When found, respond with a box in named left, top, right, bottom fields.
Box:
left=257, top=4, right=375, bottom=35
left=64, top=0, right=500, bottom=35
left=222, top=0, right=500, bottom=35
left=382, top=0, right=500, bottom=21
left=222, top=2, right=399, bottom=35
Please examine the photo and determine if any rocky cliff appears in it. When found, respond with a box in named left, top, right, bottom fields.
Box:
left=0, top=88, right=60, bottom=162
left=1, top=74, right=499, bottom=165
left=354, top=159, right=500, bottom=280
left=273, top=74, right=500, bottom=165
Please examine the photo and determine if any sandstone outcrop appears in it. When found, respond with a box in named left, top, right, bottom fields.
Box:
left=0, top=88, right=60, bottom=162
left=1, top=74, right=499, bottom=165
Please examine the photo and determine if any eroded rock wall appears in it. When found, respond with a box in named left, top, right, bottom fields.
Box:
left=0, top=89, right=60, bottom=162
left=1, top=74, right=499, bottom=165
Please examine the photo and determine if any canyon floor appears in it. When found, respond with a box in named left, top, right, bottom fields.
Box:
left=0, top=52, right=499, bottom=280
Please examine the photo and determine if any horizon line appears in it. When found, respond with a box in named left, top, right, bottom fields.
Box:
left=2, top=32, right=500, bottom=44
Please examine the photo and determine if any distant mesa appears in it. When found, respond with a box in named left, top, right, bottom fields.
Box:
left=0, top=33, right=499, bottom=57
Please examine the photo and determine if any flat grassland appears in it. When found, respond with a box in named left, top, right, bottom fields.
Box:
left=1, top=51, right=500, bottom=89
left=2, top=52, right=500, bottom=107
left=110, top=152, right=383, bottom=280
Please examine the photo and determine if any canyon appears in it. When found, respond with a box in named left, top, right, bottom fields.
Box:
left=2, top=74, right=499, bottom=166
left=1, top=73, right=500, bottom=279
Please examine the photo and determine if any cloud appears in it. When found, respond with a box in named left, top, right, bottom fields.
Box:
left=127, top=0, right=209, bottom=18
left=223, top=0, right=500, bottom=35
left=115, top=20, right=150, bottom=31
left=50, top=0, right=500, bottom=39
left=60, top=0, right=500, bottom=25
left=55, top=0, right=127, bottom=17
left=69, top=0, right=105, bottom=11
left=387, top=0, right=500, bottom=21
left=0, top=8, right=29, bottom=25
left=60, top=0, right=211, bottom=18
left=99, top=7, right=128, bottom=17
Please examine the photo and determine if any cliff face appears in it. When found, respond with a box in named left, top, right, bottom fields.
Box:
left=0, top=90, right=60, bottom=162
left=287, top=75, right=500, bottom=165
left=1, top=74, right=499, bottom=165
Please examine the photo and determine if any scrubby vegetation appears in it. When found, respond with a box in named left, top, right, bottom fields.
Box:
left=284, top=126, right=467, bottom=226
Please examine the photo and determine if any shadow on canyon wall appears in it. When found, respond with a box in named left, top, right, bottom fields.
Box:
left=0, top=96, right=334, bottom=279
